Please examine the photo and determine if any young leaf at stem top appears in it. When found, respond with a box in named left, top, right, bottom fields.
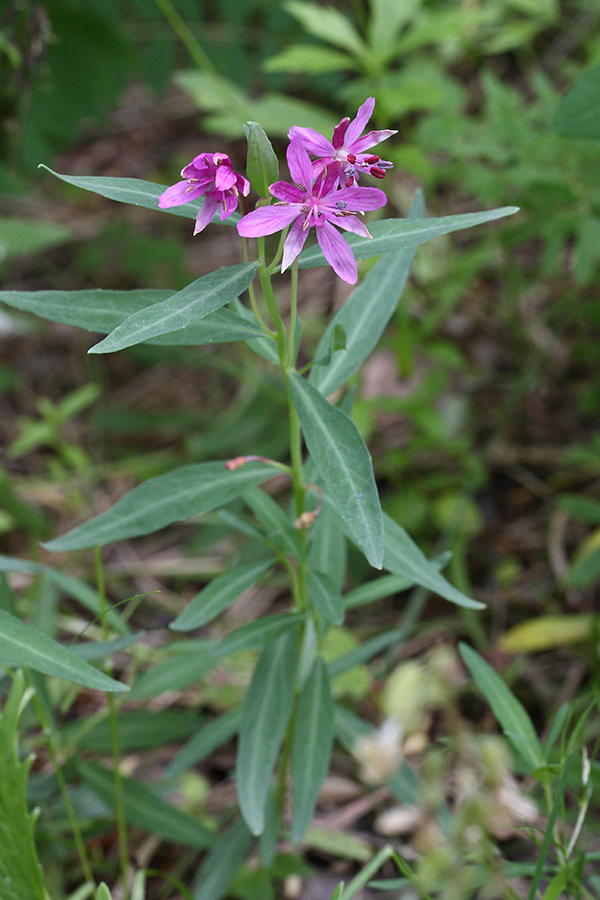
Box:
left=245, top=121, right=279, bottom=198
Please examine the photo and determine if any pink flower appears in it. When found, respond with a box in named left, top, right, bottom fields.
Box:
left=158, top=152, right=250, bottom=235
left=288, top=97, right=396, bottom=187
left=236, top=142, right=386, bottom=284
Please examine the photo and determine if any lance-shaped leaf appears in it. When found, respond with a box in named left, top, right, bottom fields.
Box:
left=382, top=514, right=484, bottom=609
left=297, top=206, right=519, bottom=268
left=170, top=558, right=274, bottom=631
left=89, top=262, right=259, bottom=353
left=291, top=657, right=334, bottom=841
left=289, top=373, right=383, bottom=569
left=0, top=610, right=128, bottom=692
left=166, top=707, right=243, bottom=779
left=206, top=612, right=302, bottom=658
left=44, top=461, right=272, bottom=551
left=307, top=570, right=344, bottom=625
left=78, top=761, right=214, bottom=849
left=236, top=630, right=297, bottom=835
left=39, top=166, right=239, bottom=225
left=0, top=675, right=48, bottom=900
left=245, top=121, right=279, bottom=197
left=0, top=289, right=264, bottom=345
left=459, top=643, right=544, bottom=772
left=554, top=60, right=600, bottom=140
left=310, top=190, right=424, bottom=396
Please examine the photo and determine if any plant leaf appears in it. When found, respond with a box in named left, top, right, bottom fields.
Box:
left=78, top=761, right=214, bottom=849
left=0, top=555, right=128, bottom=633
left=192, top=818, right=252, bottom=900
left=307, top=570, right=345, bottom=625
left=129, top=640, right=219, bottom=699
left=206, top=612, right=302, bottom=658
left=245, top=121, right=279, bottom=197
left=89, top=263, right=259, bottom=353
left=0, top=289, right=264, bottom=345
left=44, top=461, right=273, bottom=551
left=0, top=610, right=128, bottom=692
left=297, top=207, right=519, bottom=268
left=554, top=60, right=600, bottom=139
left=285, top=1, right=366, bottom=56
left=170, top=559, right=274, bottom=631
left=289, top=373, right=384, bottom=569
left=310, top=190, right=424, bottom=396
left=166, top=708, right=243, bottom=779
left=0, top=674, right=48, bottom=900
left=39, top=166, right=239, bottom=224
left=291, top=657, right=334, bottom=841
left=459, top=643, right=544, bottom=772
left=499, top=615, right=592, bottom=653
left=383, top=514, right=483, bottom=609
left=236, top=630, right=298, bottom=835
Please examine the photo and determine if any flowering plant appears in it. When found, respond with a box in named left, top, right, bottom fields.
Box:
left=0, top=100, right=518, bottom=898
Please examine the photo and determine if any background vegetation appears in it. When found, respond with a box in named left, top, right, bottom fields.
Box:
left=1, top=1, right=599, bottom=898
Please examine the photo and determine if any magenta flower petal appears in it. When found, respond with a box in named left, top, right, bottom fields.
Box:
left=159, top=181, right=201, bottom=208
left=288, top=126, right=334, bottom=158
left=332, top=117, right=350, bottom=149
left=327, top=185, right=387, bottom=211
left=237, top=204, right=301, bottom=238
left=317, top=221, right=358, bottom=284
left=350, top=130, right=398, bottom=155
left=287, top=142, right=315, bottom=191
left=220, top=190, right=239, bottom=219
left=214, top=165, right=237, bottom=191
left=282, top=218, right=310, bottom=272
left=330, top=215, right=372, bottom=239
left=344, top=97, right=376, bottom=146
left=269, top=181, right=306, bottom=203
left=193, top=195, right=218, bottom=234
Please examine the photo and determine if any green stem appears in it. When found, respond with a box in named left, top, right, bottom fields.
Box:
left=258, top=247, right=287, bottom=361
left=242, top=236, right=277, bottom=339
left=94, top=547, right=130, bottom=899
left=287, top=259, right=299, bottom=368
left=28, top=683, right=94, bottom=885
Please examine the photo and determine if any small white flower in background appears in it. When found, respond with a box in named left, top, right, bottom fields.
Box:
left=353, top=718, right=403, bottom=785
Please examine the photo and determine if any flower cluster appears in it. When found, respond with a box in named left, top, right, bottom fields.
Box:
left=158, top=152, right=250, bottom=235
left=158, top=98, right=395, bottom=284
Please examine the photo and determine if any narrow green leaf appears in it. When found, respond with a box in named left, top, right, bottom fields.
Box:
left=44, top=461, right=272, bottom=551
left=308, top=500, right=347, bottom=590
left=192, top=818, right=252, bottom=900
left=166, top=708, right=243, bottom=779
left=170, top=559, right=274, bottom=631
left=0, top=674, right=47, bottom=900
left=291, top=658, right=334, bottom=841
left=90, top=263, right=259, bottom=353
left=265, top=44, right=352, bottom=74
left=95, top=885, right=112, bottom=900
left=0, top=555, right=128, bottom=633
left=129, top=640, right=218, bottom=699
left=344, top=573, right=422, bottom=609
left=245, top=122, right=279, bottom=197
left=297, top=207, right=519, bottom=268
left=307, top=570, right=345, bottom=625
left=243, top=486, right=301, bottom=558
left=69, top=631, right=144, bottom=661
left=39, top=166, right=239, bottom=225
left=289, top=373, right=384, bottom=569
left=72, top=709, right=201, bottom=753
left=0, top=289, right=264, bottom=345
left=0, top=610, right=128, bottom=692
left=383, top=514, right=484, bottom=609
left=310, top=190, right=424, bottom=396
left=285, top=1, right=366, bottom=56
left=236, top=631, right=298, bottom=835
left=554, top=60, right=600, bottom=139
left=78, top=761, right=214, bottom=849
left=459, top=643, right=544, bottom=772
left=206, top=612, right=302, bottom=658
